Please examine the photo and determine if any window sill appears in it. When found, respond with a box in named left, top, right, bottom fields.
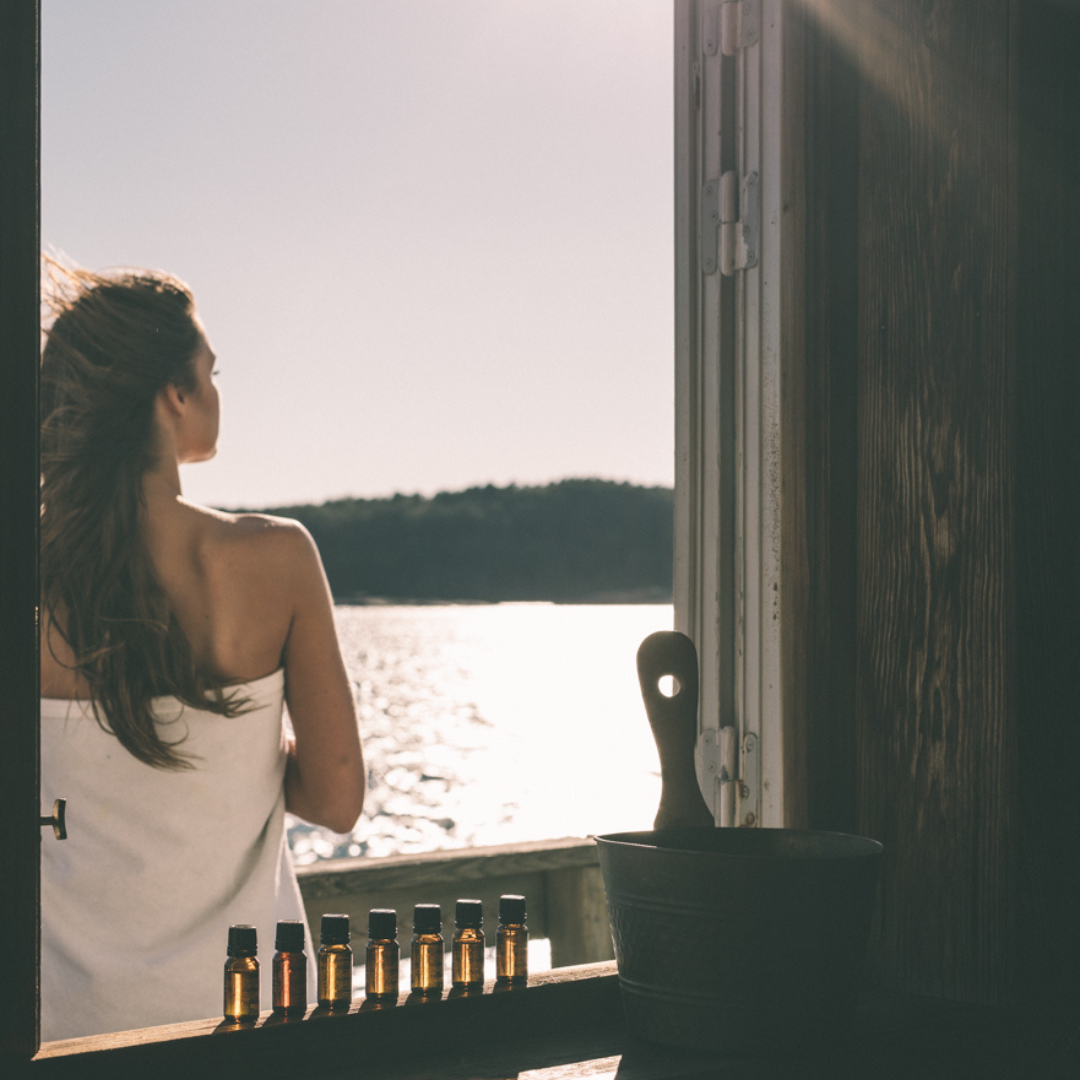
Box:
left=28, top=962, right=620, bottom=1078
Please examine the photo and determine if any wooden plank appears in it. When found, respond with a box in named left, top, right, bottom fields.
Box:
left=0, top=0, right=40, bottom=1064
left=295, top=836, right=599, bottom=899
left=296, top=838, right=607, bottom=958
left=544, top=866, right=614, bottom=969
left=34, top=962, right=618, bottom=1058
left=672, top=1, right=737, bottom=823
left=778, top=0, right=809, bottom=829
left=854, top=0, right=1014, bottom=1003
left=28, top=964, right=621, bottom=1079
left=797, top=3, right=861, bottom=838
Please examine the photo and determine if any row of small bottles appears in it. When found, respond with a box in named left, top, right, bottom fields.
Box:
left=224, top=894, right=528, bottom=1022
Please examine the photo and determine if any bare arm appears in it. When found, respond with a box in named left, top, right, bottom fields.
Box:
left=278, top=524, right=365, bottom=833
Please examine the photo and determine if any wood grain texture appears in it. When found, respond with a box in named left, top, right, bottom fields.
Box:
left=854, top=0, right=1015, bottom=1003
left=797, top=0, right=861, bottom=837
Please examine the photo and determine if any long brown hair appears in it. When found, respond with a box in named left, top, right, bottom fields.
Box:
left=41, top=261, right=245, bottom=768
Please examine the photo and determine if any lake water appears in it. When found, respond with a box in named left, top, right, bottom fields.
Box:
left=286, top=603, right=671, bottom=865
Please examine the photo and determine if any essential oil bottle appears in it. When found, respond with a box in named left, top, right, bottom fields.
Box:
left=272, top=919, right=308, bottom=1016
left=410, top=903, right=444, bottom=995
left=365, top=908, right=399, bottom=1001
left=223, top=924, right=260, bottom=1022
left=496, top=894, right=528, bottom=986
left=317, top=913, right=353, bottom=1010
left=452, top=899, right=485, bottom=989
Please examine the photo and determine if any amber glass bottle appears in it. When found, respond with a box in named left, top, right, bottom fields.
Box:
left=272, top=919, right=308, bottom=1016
left=223, top=924, right=260, bottom=1022
left=496, top=895, right=528, bottom=986
left=365, top=908, right=399, bottom=1001
left=410, top=904, right=444, bottom=995
left=452, top=899, right=485, bottom=989
left=317, top=913, right=353, bottom=1010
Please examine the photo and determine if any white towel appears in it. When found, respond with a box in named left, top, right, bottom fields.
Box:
left=40, top=668, right=314, bottom=1040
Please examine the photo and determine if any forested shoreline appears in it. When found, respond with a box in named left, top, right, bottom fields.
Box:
left=241, top=479, right=673, bottom=603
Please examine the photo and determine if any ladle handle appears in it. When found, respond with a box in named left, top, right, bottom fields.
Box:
left=637, top=631, right=715, bottom=831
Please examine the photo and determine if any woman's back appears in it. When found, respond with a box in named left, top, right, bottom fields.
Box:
left=42, top=500, right=305, bottom=698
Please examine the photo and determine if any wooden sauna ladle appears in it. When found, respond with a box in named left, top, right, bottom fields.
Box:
left=637, top=631, right=716, bottom=831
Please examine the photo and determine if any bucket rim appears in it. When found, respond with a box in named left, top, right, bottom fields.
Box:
left=593, top=826, right=883, bottom=861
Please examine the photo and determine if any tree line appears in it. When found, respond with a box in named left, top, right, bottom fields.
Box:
left=246, top=479, right=674, bottom=603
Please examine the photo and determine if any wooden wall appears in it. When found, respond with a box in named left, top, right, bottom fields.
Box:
left=855, top=0, right=1015, bottom=1005
left=797, top=0, right=1080, bottom=1008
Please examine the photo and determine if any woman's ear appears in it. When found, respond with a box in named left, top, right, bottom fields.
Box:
left=160, top=382, right=187, bottom=416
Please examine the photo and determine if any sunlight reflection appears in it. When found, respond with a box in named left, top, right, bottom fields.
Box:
left=289, top=603, right=670, bottom=863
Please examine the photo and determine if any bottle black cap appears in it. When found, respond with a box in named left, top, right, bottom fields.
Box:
left=455, top=898, right=483, bottom=929
left=320, top=913, right=351, bottom=945
left=413, top=903, right=442, bottom=934
left=499, top=894, right=526, bottom=924
left=227, top=924, right=258, bottom=957
left=368, top=908, right=397, bottom=939
left=275, top=920, right=305, bottom=952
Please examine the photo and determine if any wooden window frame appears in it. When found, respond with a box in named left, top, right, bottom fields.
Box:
left=673, top=0, right=807, bottom=829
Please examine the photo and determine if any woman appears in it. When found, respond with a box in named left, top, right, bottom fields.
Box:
left=39, top=264, right=365, bottom=1040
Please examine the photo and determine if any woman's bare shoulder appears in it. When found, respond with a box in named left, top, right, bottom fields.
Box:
left=190, top=504, right=312, bottom=542
left=187, top=505, right=322, bottom=581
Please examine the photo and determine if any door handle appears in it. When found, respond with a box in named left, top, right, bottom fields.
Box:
left=40, top=797, right=67, bottom=840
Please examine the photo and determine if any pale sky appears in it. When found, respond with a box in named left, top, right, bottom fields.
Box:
left=42, top=0, right=674, bottom=509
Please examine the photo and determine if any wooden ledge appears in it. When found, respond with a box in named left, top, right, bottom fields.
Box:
left=294, top=835, right=601, bottom=896
left=28, top=962, right=620, bottom=1078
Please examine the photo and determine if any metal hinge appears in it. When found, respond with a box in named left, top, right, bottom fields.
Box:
left=701, top=727, right=736, bottom=823
left=704, top=726, right=758, bottom=826
left=702, top=170, right=759, bottom=276
left=721, top=171, right=759, bottom=275
left=737, top=732, right=759, bottom=827
left=703, top=1, right=761, bottom=57
left=700, top=727, right=721, bottom=817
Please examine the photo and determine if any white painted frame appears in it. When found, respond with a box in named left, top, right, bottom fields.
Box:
left=673, top=0, right=787, bottom=827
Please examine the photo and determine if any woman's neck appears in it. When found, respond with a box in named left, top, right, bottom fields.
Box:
left=141, top=458, right=184, bottom=508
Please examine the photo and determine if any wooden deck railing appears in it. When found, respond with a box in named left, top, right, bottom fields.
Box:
left=295, top=836, right=614, bottom=969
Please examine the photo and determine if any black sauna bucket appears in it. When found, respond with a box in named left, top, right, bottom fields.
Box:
left=595, top=826, right=883, bottom=1054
